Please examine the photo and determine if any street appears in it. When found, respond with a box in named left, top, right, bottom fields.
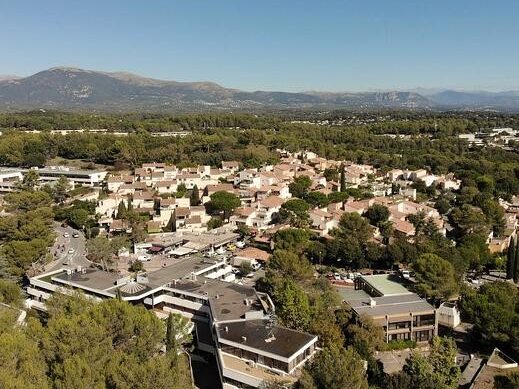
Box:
left=45, top=223, right=90, bottom=272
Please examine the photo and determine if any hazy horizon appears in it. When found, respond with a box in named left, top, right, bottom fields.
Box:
left=1, top=1, right=519, bottom=92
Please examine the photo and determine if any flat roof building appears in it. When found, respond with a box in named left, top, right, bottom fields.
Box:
left=28, top=254, right=317, bottom=388
left=347, top=274, right=437, bottom=343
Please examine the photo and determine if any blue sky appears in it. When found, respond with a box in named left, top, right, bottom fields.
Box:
left=1, top=0, right=518, bottom=92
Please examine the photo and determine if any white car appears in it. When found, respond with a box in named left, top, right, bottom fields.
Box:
left=68, top=248, right=75, bottom=254
left=138, top=255, right=150, bottom=262
left=236, top=241, right=246, bottom=248
left=63, top=233, right=70, bottom=238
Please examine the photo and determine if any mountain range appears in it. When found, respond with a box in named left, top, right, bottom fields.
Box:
left=0, top=67, right=518, bottom=112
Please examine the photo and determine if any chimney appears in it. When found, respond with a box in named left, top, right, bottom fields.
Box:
left=224, top=326, right=229, bottom=332
left=241, top=336, right=247, bottom=342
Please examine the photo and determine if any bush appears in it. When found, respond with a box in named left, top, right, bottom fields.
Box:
left=381, top=339, right=417, bottom=351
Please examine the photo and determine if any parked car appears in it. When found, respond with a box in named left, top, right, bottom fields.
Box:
left=138, top=255, right=150, bottom=262
left=68, top=248, right=74, bottom=254
left=72, top=233, right=79, bottom=238
left=63, top=233, right=70, bottom=238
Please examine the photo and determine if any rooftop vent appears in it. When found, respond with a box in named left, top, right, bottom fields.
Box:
left=241, top=336, right=247, bottom=343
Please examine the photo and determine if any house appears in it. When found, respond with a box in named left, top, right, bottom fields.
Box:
left=309, top=209, right=338, bottom=236
left=232, top=247, right=271, bottom=268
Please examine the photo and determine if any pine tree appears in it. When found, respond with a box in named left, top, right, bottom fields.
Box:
left=165, top=313, right=178, bottom=360
left=190, top=185, right=200, bottom=206
left=116, top=201, right=127, bottom=219
left=165, top=210, right=176, bottom=232
left=514, top=238, right=519, bottom=283
left=507, top=236, right=515, bottom=279
left=340, top=164, right=346, bottom=192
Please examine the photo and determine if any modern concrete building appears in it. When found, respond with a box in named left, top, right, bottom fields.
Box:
left=28, top=254, right=317, bottom=388
left=349, top=274, right=437, bottom=343
left=27, top=166, right=108, bottom=187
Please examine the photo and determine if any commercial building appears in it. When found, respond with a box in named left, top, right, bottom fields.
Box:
left=0, top=167, right=24, bottom=192
left=27, top=166, right=108, bottom=187
left=348, top=274, right=437, bottom=343
left=28, top=254, right=317, bottom=388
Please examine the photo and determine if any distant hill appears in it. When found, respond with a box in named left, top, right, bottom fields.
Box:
left=428, top=90, right=519, bottom=109
left=0, top=67, right=431, bottom=112
left=0, top=67, right=517, bottom=112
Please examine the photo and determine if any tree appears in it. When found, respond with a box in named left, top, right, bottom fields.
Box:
left=54, top=175, right=71, bottom=204
left=0, top=330, right=50, bottom=389
left=339, top=165, right=346, bottom=192
left=450, top=204, right=489, bottom=237
left=86, top=237, right=117, bottom=271
left=305, top=191, right=329, bottom=208
left=273, top=278, right=311, bottom=330
left=175, top=183, right=187, bottom=198
left=240, top=261, right=253, bottom=276
left=273, top=228, right=310, bottom=253
left=323, top=167, right=338, bottom=182
left=280, top=199, right=311, bottom=227
left=289, top=175, right=312, bottom=198
left=116, top=201, right=127, bottom=219
left=299, top=345, right=368, bottom=389
left=506, top=236, right=516, bottom=280
left=379, top=221, right=394, bottom=245
left=327, top=191, right=349, bottom=204
left=164, top=210, right=176, bottom=232
left=345, top=314, right=385, bottom=357
left=207, top=216, right=224, bottom=230
left=268, top=249, right=313, bottom=281
left=190, top=184, right=200, bottom=206
left=434, top=198, right=451, bottom=215
left=460, top=282, right=519, bottom=347
left=364, top=204, right=390, bottom=227
left=67, top=208, right=90, bottom=230
left=336, top=213, right=372, bottom=242
left=494, top=372, right=519, bottom=389
left=21, top=169, right=39, bottom=190
left=4, top=190, right=52, bottom=212
left=401, top=337, right=459, bottom=389
left=0, top=280, right=23, bottom=307
left=412, top=253, right=458, bottom=300
left=129, top=260, right=143, bottom=273
left=209, top=191, right=241, bottom=221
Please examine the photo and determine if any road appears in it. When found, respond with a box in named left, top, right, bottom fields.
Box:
left=45, top=223, right=90, bottom=272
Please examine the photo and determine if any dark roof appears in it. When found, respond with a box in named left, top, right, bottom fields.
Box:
left=349, top=293, right=435, bottom=318
left=217, top=320, right=316, bottom=359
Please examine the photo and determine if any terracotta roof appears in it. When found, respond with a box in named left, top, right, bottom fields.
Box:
left=259, top=196, right=284, bottom=208
left=393, top=219, right=415, bottom=235
left=175, top=207, right=191, bottom=217
left=186, top=215, right=202, bottom=224
left=235, top=207, right=255, bottom=217
left=234, top=247, right=271, bottom=262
